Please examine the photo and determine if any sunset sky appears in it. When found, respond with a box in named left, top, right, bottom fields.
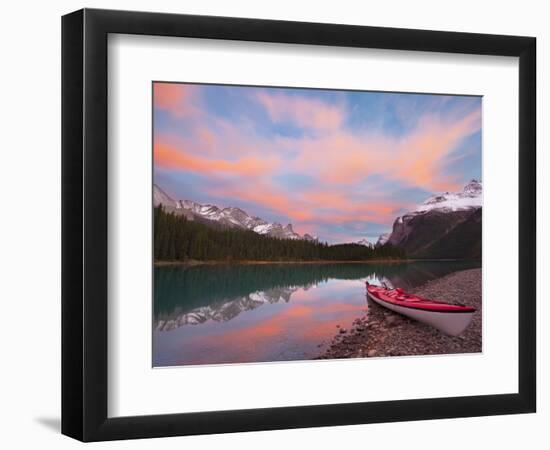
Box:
left=153, top=82, right=481, bottom=243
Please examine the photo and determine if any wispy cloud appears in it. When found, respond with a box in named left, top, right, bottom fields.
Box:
left=255, top=91, right=345, bottom=133
left=153, top=83, right=199, bottom=118
left=154, top=139, right=279, bottom=177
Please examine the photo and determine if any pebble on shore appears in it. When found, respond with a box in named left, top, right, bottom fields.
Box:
left=317, top=268, right=482, bottom=360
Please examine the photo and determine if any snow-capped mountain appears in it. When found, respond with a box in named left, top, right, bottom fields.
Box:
left=376, top=180, right=482, bottom=245
left=303, top=233, right=318, bottom=242
left=377, top=180, right=482, bottom=258
left=418, top=179, right=482, bottom=213
left=153, top=184, right=181, bottom=210
left=155, top=287, right=300, bottom=331
left=356, top=239, right=373, bottom=247
left=154, top=184, right=317, bottom=241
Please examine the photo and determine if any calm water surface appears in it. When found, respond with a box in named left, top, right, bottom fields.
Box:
left=153, top=261, right=480, bottom=367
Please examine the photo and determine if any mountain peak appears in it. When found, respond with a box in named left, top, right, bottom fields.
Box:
left=153, top=184, right=181, bottom=209
left=462, top=179, right=482, bottom=197
left=419, top=180, right=482, bottom=213
left=376, top=180, right=482, bottom=247
left=153, top=184, right=311, bottom=242
left=356, top=238, right=373, bottom=247
left=303, top=233, right=318, bottom=242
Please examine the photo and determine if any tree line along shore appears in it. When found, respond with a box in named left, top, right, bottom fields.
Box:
left=154, top=205, right=406, bottom=263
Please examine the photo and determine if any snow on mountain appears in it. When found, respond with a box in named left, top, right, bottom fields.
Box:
left=153, top=184, right=181, bottom=210
left=153, top=184, right=312, bottom=241
left=376, top=180, right=482, bottom=246
left=303, top=233, right=318, bottom=242
left=156, top=287, right=299, bottom=331
left=356, top=239, right=373, bottom=247
left=418, top=179, right=482, bottom=213
left=376, top=233, right=390, bottom=247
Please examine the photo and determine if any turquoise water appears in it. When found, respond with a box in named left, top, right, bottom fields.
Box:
left=153, top=261, right=480, bottom=367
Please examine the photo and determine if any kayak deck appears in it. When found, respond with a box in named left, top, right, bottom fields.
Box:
left=367, top=285, right=476, bottom=314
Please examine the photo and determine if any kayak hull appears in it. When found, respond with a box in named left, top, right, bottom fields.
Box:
left=367, top=290, right=475, bottom=336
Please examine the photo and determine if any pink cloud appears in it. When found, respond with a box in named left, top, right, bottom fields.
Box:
left=256, top=92, right=345, bottom=132
left=206, top=182, right=315, bottom=223
left=154, top=140, right=279, bottom=177
left=285, top=108, right=481, bottom=193
left=393, top=109, right=481, bottom=191
left=299, top=190, right=408, bottom=223
left=156, top=86, right=480, bottom=195
left=153, top=83, right=199, bottom=118
left=289, top=133, right=382, bottom=184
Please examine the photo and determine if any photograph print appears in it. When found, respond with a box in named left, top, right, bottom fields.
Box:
left=153, top=82, right=482, bottom=367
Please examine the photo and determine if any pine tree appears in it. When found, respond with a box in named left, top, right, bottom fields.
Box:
left=153, top=206, right=406, bottom=262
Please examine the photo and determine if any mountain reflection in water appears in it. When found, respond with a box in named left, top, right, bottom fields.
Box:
left=154, top=261, right=480, bottom=366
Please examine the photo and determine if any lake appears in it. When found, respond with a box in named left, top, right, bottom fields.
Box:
left=153, top=260, right=480, bottom=367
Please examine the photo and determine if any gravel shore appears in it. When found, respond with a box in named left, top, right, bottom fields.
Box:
left=317, top=268, right=481, bottom=359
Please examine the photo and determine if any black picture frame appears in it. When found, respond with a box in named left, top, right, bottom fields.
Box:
left=62, top=8, right=536, bottom=442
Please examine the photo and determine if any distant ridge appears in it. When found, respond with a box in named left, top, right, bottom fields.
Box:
left=153, top=184, right=317, bottom=242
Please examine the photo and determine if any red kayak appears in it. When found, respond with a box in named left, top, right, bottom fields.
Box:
left=366, top=282, right=476, bottom=336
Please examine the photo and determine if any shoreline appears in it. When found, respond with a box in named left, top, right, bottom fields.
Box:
left=154, top=258, right=409, bottom=267
left=317, top=268, right=482, bottom=359
left=154, top=258, right=479, bottom=267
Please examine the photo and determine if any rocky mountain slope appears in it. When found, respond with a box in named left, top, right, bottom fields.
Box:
left=381, top=180, right=482, bottom=259
left=154, top=184, right=317, bottom=241
left=376, top=233, right=390, bottom=247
